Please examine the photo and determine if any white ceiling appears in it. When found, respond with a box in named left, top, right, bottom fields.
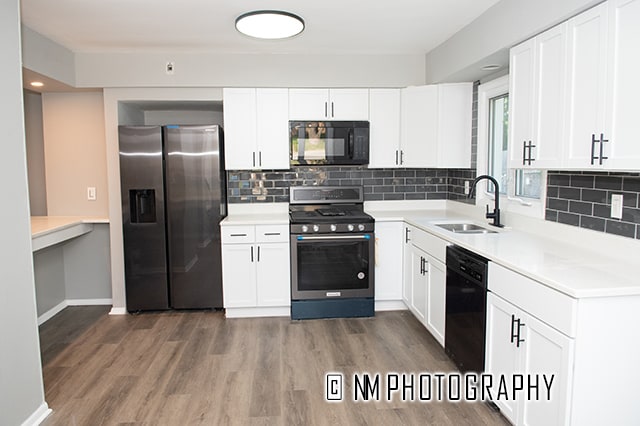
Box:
left=20, top=0, right=500, bottom=55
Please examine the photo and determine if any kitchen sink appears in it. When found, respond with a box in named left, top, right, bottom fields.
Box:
left=435, top=223, right=498, bottom=234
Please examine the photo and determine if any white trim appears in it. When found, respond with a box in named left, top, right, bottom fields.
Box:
left=38, top=299, right=115, bottom=325
left=225, top=306, right=290, bottom=318
left=20, top=402, right=51, bottom=426
left=66, top=298, right=112, bottom=306
left=109, top=306, right=127, bottom=315
left=375, top=300, right=408, bottom=311
left=37, top=301, right=67, bottom=326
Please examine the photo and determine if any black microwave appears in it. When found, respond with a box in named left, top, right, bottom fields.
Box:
left=289, top=121, right=369, bottom=166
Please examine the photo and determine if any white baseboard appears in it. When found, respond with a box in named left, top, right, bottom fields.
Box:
left=225, top=306, right=290, bottom=318
left=37, top=301, right=68, bottom=326
left=66, top=298, right=112, bottom=306
left=375, top=300, right=408, bottom=311
left=38, top=298, right=114, bottom=325
left=21, top=402, right=51, bottom=426
left=109, top=306, right=127, bottom=315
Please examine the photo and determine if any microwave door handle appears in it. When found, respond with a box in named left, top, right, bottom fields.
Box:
left=348, top=129, right=354, bottom=159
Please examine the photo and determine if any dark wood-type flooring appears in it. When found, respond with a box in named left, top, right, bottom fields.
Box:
left=39, top=307, right=508, bottom=425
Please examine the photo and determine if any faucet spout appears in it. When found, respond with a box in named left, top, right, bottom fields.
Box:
left=468, top=174, right=504, bottom=228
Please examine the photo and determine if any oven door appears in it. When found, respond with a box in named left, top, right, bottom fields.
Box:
left=291, top=233, right=374, bottom=299
left=289, top=121, right=368, bottom=165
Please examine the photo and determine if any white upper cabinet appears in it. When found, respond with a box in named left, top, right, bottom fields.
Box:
left=564, top=2, right=609, bottom=168
left=223, top=88, right=289, bottom=170
left=380, top=83, right=471, bottom=169
left=603, top=0, right=640, bottom=169
left=508, top=23, right=567, bottom=169
left=288, top=88, right=369, bottom=120
left=369, top=88, right=402, bottom=168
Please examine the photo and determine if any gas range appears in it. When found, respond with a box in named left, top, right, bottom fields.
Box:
left=289, top=186, right=374, bottom=234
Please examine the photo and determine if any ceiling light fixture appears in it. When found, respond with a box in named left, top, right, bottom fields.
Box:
left=481, top=64, right=501, bottom=71
left=235, top=10, right=304, bottom=40
left=30, top=81, right=44, bottom=87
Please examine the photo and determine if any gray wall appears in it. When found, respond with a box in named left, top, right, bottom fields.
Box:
left=33, top=246, right=66, bottom=316
left=24, top=90, right=48, bottom=215
left=425, top=0, right=602, bottom=83
left=21, top=26, right=75, bottom=86
left=0, top=0, right=47, bottom=423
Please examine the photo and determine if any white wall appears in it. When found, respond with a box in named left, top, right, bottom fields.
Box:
left=424, top=0, right=602, bottom=83
left=144, top=110, right=223, bottom=126
left=21, top=26, right=75, bottom=87
left=75, top=52, right=426, bottom=88
left=24, top=90, right=48, bottom=215
left=42, top=91, right=109, bottom=216
left=0, top=1, right=49, bottom=424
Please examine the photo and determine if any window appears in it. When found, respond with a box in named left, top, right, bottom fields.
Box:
left=477, top=76, right=546, bottom=219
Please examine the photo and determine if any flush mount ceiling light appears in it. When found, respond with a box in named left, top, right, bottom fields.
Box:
left=235, top=10, right=304, bottom=39
left=30, top=81, right=44, bottom=87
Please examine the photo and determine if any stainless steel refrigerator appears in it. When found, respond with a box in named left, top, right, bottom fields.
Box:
left=118, top=125, right=226, bottom=311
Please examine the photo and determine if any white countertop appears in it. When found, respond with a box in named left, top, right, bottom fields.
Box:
left=366, top=207, right=640, bottom=299
left=31, top=216, right=109, bottom=251
left=221, top=213, right=289, bottom=226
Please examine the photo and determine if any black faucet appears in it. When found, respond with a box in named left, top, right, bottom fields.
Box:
left=468, top=175, right=504, bottom=228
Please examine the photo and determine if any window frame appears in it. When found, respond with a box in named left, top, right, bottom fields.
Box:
left=476, top=75, right=547, bottom=219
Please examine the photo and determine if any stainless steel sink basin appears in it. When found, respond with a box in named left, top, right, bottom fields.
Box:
left=435, top=223, right=498, bottom=234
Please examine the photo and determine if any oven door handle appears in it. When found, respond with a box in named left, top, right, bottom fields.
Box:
left=296, top=235, right=371, bottom=241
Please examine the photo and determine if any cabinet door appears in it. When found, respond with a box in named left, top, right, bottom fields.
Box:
left=369, top=89, right=402, bottom=168
left=401, top=85, right=438, bottom=168
left=409, top=245, right=428, bottom=323
left=402, top=226, right=413, bottom=306
left=425, top=254, right=446, bottom=346
left=288, top=89, right=330, bottom=120
left=520, top=311, right=574, bottom=426
left=329, top=89, right=369, bottom=120
left=256, top=243, right=291, bottom=307
left=532, top=24, right=567, bottom=168
left=485, top=293, right=520, bottom=424
left=374, top=221, right=404, bottom=301
left=564, top=3, right=609, bottom=169
left=605, top=0, right=640, bottom=170
left=223, top=88, right=258, bottom=170
left=508, top=39, right=536, bottom=169
left=256, top=89, right=289, bottom=170
left=436, top=83, right=472, bottom=168
left=222, top=244, right=257, bottom=307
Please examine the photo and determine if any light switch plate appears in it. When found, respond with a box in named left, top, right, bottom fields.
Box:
left=611, top=194, right=623, bottom=219
left=87, top=187, right=97, bottom=201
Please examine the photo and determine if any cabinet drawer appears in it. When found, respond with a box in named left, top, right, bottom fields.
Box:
left=221, top=226, right=255, bottom=244
left=256, top=225, right=289, bottom=243
left=411, top=228, right=448, bottom=263
left=488, top=263, right=577, bottom=337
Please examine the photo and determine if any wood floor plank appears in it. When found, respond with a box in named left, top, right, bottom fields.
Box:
left=39, top=307, right=509, bottom=425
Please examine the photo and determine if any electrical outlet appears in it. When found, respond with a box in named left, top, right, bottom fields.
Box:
left=166, top=62, right=175, bottom=75
left=87, top=187, right=96, bottom=201
left=464, top=181, right=470, bottom=195
left=611, top=194, right=623, bottom=219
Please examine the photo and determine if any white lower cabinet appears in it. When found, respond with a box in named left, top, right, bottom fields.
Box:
left=402, top=224, right=447, bottom=346
left=485, top=292, right=574, bottom=425
left=221, top=224, right=290, bottom=314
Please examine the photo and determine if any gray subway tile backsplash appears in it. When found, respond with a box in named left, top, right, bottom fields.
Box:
left=546, top=171, right=640, bottom=240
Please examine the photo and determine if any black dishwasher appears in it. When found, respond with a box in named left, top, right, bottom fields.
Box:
left=445, top=245, right=489, bottom=373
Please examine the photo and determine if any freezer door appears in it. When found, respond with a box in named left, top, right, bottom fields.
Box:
left=164, top=125, right=225, bottom=309
left=118, top=125, right=170, bottom=311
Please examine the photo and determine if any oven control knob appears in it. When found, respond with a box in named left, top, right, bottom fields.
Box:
left=347, top=224, right=355, bottom=232
left=358, top=224, right=365, bottom=231
left=330, top=224, right=337, bottom=232
left=301, top=225, right=309, bottom=233
left=313, top=225, right=320, bottom=232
